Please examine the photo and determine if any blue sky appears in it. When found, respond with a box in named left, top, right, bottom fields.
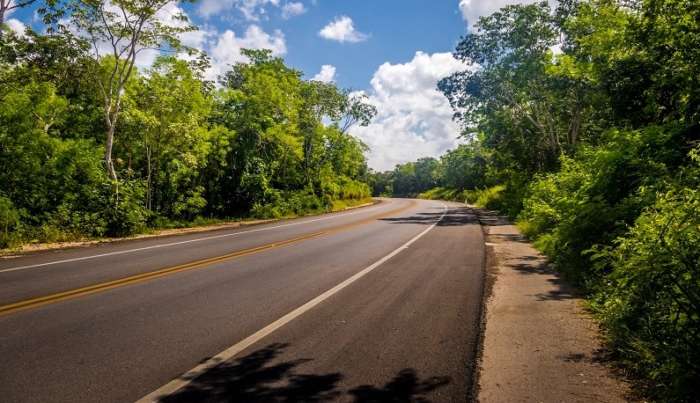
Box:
left=6, top=0, right=534, bottom=170
left=226, top=0, right=468, bottom=91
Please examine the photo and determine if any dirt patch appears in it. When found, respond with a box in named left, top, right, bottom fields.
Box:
left=473, top=208, right=633, bottom=403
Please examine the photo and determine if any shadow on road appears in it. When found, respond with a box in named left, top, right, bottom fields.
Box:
left=159, top=343, right=450, bottom=402
left=379, top=207, right=478, bottom=227
left=349, top=369, right=450, bottom=402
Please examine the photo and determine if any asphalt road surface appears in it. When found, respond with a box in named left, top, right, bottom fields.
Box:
left=0, top=198, right=485, bottom=403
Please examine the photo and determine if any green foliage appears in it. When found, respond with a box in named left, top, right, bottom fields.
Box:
left=0, top=196, right=21, bottom=248
left=101, top=181, right=149, bottom=237
left=518, top=126, right=689, bottom=283
left=251, top=190, right=329, bottom=219
left=378, top=157, right=441, bottom=197
left=418, top=187, right=462, bottom=202
left=593, top=170, right=700, bottom=400
left=1, top=29, right=374, bottom=249
left=473, top=185, right=506, bottom=210
left=434, top=1, right=700, bottom=399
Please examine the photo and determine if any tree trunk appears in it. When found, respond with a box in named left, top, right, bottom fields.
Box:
left=105, top=122, right=118, bottom=180
left=146, top=145, right=152, bottom=210
left=0, top=4, right=6, bottom=41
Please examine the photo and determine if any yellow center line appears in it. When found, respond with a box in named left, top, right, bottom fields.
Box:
left=0, top=200, right=416, bottom=317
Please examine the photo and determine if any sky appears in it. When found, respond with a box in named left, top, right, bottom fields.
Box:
left=6, top=0, right=539, bottom=171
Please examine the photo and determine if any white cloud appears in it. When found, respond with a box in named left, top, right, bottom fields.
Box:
left=319, top=15, right=368, bottom=43
left=198, top=0, right=233, bottom=18
left=281, top=2, right=306, bottom=19
left=55, top=1, right=198, bottom=69
left=350, top=52, right=468, bottom=171
left=458, top=0, right=545, bottom=27
left=208, top=25, right=286, bottom=79
left=311, top=64, right=336, bottom=82
left=155, top=4, right=287, bottom=80
left=199, top=0, right=280, bottom=21
left=5, top=18, right=26, bottom=36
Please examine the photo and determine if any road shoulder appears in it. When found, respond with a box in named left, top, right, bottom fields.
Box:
left=473, top=208, right=632, bottom=403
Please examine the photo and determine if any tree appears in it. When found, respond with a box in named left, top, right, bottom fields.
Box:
left=439, top=2, right=588, bottom=175
left=122, top=56, right=211, bottom=217
left=43, top=0, right=196, bottom=180
left=439, top=143, right=487, bottom=190
left=338, top=92, right=377, bottom=134
left=0, top=0, right=36, bottom=38
left=297, top=81, right=375, bottom=188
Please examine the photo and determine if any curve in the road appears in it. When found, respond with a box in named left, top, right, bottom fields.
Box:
left=137, top=204, right=448, bottom=402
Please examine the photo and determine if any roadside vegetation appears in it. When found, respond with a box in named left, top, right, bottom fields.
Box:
left=0, top=1, right=376, bottom=250
left=372, top=1, right=700, bottom=400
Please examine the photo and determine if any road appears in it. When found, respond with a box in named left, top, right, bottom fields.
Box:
left=0, top=198, right=485, bottom=403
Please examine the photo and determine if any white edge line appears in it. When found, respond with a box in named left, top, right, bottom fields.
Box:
left=136, top=203, right=448, bottom=403
left=0, top=202, right=387, bottom=274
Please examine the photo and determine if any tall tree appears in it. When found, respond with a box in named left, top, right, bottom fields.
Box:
left=43, top=0, right=196, bottom=180
left=0, top=0, right=36, bottom=38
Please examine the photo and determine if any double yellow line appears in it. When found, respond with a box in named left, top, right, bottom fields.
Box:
left=0, top=201, right=415, bottom=317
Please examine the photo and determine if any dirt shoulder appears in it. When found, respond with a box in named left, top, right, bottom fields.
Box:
left=1, top=199, right=378, bottom=259
left=473, top=208, right=633, bottom=403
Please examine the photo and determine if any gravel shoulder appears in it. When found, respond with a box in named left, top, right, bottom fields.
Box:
left=474, top=208, right=633, bottom=403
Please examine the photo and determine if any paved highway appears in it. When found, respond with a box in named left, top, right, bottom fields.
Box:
left=0, top=198, right=485, bottom=402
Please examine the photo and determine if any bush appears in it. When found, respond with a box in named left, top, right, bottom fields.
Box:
left=0, top=196, right=21, bottom=248
left=102, top=180, right=149, bottom=237
left=515, top=128, right=700, bottom=399
left=474, top=185, right=506, bottom=210
left=251, top=190, right=332, bottom=219
left=418, top=187, right=461, bottom=201
left=593, top=185, right=700, bottom=401
left=516, top=126, right=685, bottom=283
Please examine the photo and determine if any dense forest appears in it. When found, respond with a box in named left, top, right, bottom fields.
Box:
left=374, top=0, right=700, bottom=400
left=0, top=0, right=376, bottom=248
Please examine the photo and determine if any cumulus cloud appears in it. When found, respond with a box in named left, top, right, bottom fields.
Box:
left=54, top=2, right=196, bottom=69
left=5, top=18, right=27, bottom=36
left=281, top=2, right=306, bottom=19
left=152, top=5, right=288, bottom=81
left=458, top=0, right=545, bottom=27
left=199, top=0, right=281, bottom=21
left=157, top=4, right=287, bottom=80
left=350, top=52, right=468, bottom=171
left=208, top=25, right=286, bottom=79
left=319, top=16, right=368, bottom=43
left=311, top=64, right=336, bottom=82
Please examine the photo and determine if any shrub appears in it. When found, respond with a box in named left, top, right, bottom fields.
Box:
left=102, top=180, right=149, bottom=237
left=593, top=185, right=699, bottom=401
left=418, top=187, right=460, bottom=201
left=251, top=190, right=333, bottom=219
left=516, top=126, right=685, bottom=283
left=0, top=196, right=21, bottom=248
left=475, top=185, right=506, bottom=210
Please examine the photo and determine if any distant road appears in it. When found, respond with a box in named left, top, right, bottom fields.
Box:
left=0, top=198, right=485, bottom=402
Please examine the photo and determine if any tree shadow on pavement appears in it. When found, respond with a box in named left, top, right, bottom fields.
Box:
left=379, top=207, right=478, bottom=227
left=160, top=343, right=341, bottom=403
left=349, top=369, right=451, bottom=403
left=473, top=209, right=511, bottom=227
left=159, top=343, right=451, bottom=402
